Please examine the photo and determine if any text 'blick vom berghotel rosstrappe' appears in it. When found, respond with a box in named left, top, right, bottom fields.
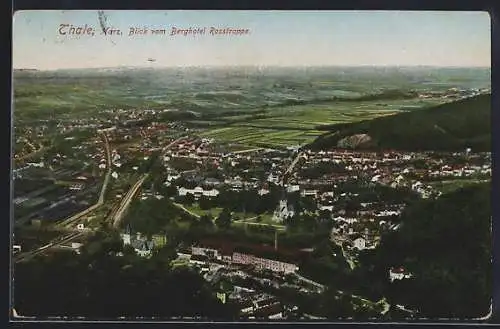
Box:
left=58, top=24, right=251, bottom=37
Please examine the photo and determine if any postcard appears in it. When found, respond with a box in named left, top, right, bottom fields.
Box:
left=11, top=10, right=492, bottom=322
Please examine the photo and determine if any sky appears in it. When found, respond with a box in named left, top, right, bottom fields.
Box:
left=12, top=10, right=491, bottom=70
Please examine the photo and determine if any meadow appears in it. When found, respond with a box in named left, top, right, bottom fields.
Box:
left=13, top=66, right=490, bottom=147
left=197, top=98, right=444, bottom=147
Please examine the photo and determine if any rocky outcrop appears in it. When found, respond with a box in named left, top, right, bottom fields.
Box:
left=337, top=133, right=373, bottom=149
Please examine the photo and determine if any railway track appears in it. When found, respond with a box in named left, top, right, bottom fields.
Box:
left=111, top=174, right=149, bottom=228
left=56, top=132, right=111, bottom=229
left=106, top=136, right=186, bottom=228
left=14, top=231, right=85, bottom=263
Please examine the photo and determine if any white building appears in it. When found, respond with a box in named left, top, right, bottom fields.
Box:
left=267, top=174, right=280, bottom=184
left=376, top=210, right=401, bottom=217
left=301, top=189, right=318, bottom=197
left=258, top=188, right=270, bottom=196
left=272, top=199, right=294, bottom=223
left=389, top=267, right=413, bottom=282
left=232, top=252, right=299, bottom=274
left=178, top=187, right=219, bottom=198
left=353, top=237, right=366, bottom=251
left=286, top=185, right=300, bottom=193
left=121, top=233, right=131, bottom=245
left=192, top=246, right=221, bottom=260
left=319, top=205, right=334, bottom=212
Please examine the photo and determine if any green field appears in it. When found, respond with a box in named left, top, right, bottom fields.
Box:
left=184, top=204, right=224, bottom=218
left=430, top=179, right=491, bottom=194
left=310, top=94, right=491, bottom=152
left=197, top=99, right=444, bottom=147
left=14, top=67, right=488, bottom=149
left=183, top=204, right=275, bottom=224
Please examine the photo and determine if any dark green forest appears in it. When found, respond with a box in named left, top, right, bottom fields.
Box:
left=310, top=94, right=491, bottom=152
left=349, top=182, right=492, bottom=318
left=14, top=228, right=237, bottom=319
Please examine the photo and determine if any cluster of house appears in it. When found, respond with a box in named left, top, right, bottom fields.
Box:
left=331, top=224, right=378, bottom=251
left=389, top=267, right=414, bottom=282
left=177, top=187, right=220, bottom=199
left=232, top=251, right=299, bottom=274
left=272, top=199, right=295, bottom=222
left=294, top=150, right=491, bottom=193
left=13, top=162, right=46, bottom=179
left=119, top=231, right=167, bottom=257
left=178, top=240, right=301, bottom=275
left=236, top=294, right=287, bottom=319
left=417, top=88, right=490, bottom=100
left=427, top=163, right=491, bottom=178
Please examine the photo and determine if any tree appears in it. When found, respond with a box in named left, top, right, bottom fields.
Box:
left=319, top=289, right=354, bottom=319
left=301, top=196, right=317, bottom=212
left=184, top=193, right=195, bottom=205
left=371, top=183, right=492, bottom=318
left=14, top=233, right=238, bottom=319
left=123, top=244, right=137, bottom=257
left=161, top=184, right=178, bottom=197
left=152, top=243, right=178, bottom=264
left=199, top=196, right=212, bottom=210
left=200, top=214, right=214, bottom=228
left=312, top=240, right=334, bottom=259
left=215, top=208, right=232, bottom=230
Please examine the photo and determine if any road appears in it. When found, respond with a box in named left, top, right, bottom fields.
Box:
left=292, top=272, right=390, bottom=314
left=173, top=203, right=201, bottom=219
left=163, top=136, right=188, bottom=151
left=331, top=235, right=356, bottom=270
left=232, top=148, right=263, bottom=155
left=98, top=132, right=112, bottom=204
left=293, top=272, right=325, bottom=292
left=341, top=244, right=356, bottom=270
left=232, top=219, right=287, bottom=230
left=280, top=152, right=304, bottom=185
left=112, top=174, right=149, bottom=228
left=171, top=204, right=288, bottom=230
left=15, top=145, right=46, bottom=164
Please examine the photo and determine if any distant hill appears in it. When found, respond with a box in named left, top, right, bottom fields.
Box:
left=308, top=94, right=491, bottom=152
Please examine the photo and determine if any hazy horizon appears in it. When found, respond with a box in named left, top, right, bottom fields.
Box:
left=13, top=10, right=491, bottom=70
left=13, top=64, right=493, bottom=71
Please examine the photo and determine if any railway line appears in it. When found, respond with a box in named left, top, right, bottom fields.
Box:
left=108, top=135, right=187, bottom=228
left=111, top=174, right=149, bottom=228
left=14, top=231, right=86, bottom=263
left=56, top=131, right=111, bottom=229
left=14, top=135, right=186, bottom=262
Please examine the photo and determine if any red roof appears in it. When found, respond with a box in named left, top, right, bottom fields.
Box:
left=197, top=238, right=307, bottom=261
left=391, top=267, right=406, bottom=273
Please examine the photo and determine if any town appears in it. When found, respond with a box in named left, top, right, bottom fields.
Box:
left=13, top=105, right=491, bottom=319
left=12, top=9, right=493, bottom=320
